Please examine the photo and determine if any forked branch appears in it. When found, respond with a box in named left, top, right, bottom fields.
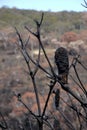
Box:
left=81, top=0, right=87, bottom=8
left=25, top=13, right=56, bottom=77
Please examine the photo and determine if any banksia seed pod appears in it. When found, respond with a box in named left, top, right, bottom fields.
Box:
left=55, top=47, right=69, bottom=84
left=55, top=89, right=60, bottom=109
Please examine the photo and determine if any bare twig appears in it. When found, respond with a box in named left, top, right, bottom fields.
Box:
left=33, top=43, right=41, bottom=76
left=57, top=108, right=76, bottom=130
left=81, top=0, right=87, bottom=8
left=25, top=13, right=56, bottom=77
left=42, top=80, right=56, bottom=117
left=69, top=74, right=85, bottom=94
left=73, top=64, right=87, bottom=96
left=76, top=58, right=87, bottom=71
left=15, top=28, right=41, bottom=116
left=0, top=112, right=8, bottom=129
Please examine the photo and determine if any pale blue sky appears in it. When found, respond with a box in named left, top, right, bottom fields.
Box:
left=0, top=0, right=87, bottom=12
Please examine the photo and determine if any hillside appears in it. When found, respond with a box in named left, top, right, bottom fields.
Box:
left=0, top=7, right=87, bottom=34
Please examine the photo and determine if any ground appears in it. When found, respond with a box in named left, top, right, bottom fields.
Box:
left=0, top=28, right=87, bottom=129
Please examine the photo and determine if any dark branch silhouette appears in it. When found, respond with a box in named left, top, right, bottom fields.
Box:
left=15, top=11, right=87, bottom=130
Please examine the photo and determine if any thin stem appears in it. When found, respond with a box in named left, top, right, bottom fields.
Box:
left=31, top=75, right=41, bottom=115
left=0, top=112, right=8, bottom=129
left=57, top=108, right=76, bottom=130
left=25, top=13, right=56, bottom=78
left=73, top=64, right=87, bottom=96
left=42, top=80, right=56, bottom=117
left=38, top=38, right=56, bottom=77
left=81, top=0, right=87, bottom=8
left=77, top=59, right=87, bottom=71
left=69, top=74, right=86, bottom=95
left=33, top=43, right=41, bottom=76
left=57, top=79, right=87, bottom=106
left=15, top=28, right=41, bottom=115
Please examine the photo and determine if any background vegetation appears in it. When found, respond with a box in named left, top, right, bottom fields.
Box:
left=0, top=7, right=87, bottom=36
left=0, top=6, right=87, bottom=130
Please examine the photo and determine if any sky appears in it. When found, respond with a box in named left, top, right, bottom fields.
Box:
left=0, top=0, right=87, bottom=12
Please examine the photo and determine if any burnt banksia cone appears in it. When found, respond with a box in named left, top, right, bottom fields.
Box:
left=55, top=47, right=69, bottom=84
